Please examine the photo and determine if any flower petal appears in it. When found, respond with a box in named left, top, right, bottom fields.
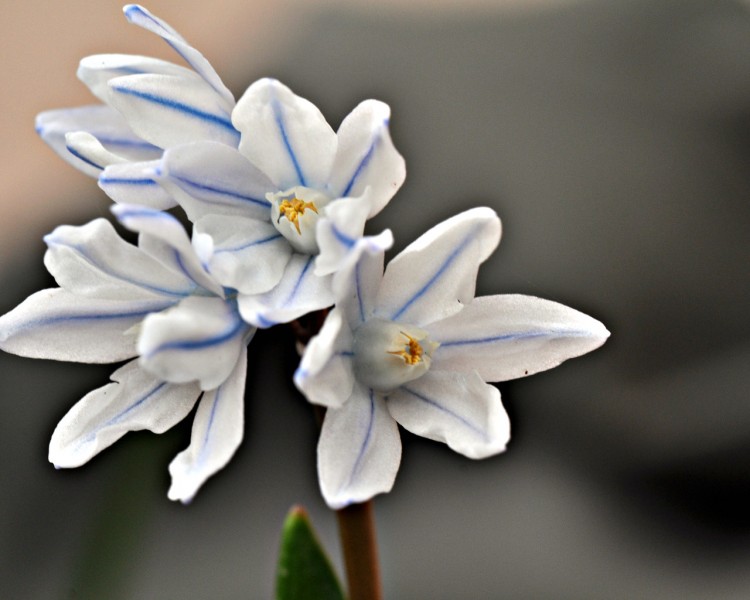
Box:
left=317, top=384, right=401, bottom=509
left=157, top=141, right=274, bottom=222
left=108, top=73, right=239, bottom=149
left=294, top=308, right=355, bottom=408
left=167, top=346, right=247, bottom=503
left=64, top=131, right=127, bottom=172
left=49, top=359, right=201, bottom=468
left=428, top=294, right=611, bottom=382
left=233, top=78, right=337, bottom=190
left=44, top=219, right=194, bottom=301
left=0, top=289, right=170, bottom=362
left=327, top=100, right=405, bottom=217
left=123, top=4, right=235, bottom=111
left=36, top=106, right=160, bottom=176
left=376, top=207, right=501, bottom=327
left=237, top=254, right=334, bottom=327
left=332, top=241, right=385, bottom=330
left=195, top=214, right=291, bottom=295
left=112, top=204, right=223, bottom=296
left=99, top=160, right=176, bottom=209
left=138, top=296, right=251, bottom=390
left=315, top=190, right=394, bottom=276
left=78, top=53, right=200, bottom=104
left=387, top=370, right=509, bottom=459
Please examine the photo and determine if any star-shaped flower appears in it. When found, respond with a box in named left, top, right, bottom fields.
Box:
left=0, top=205, right=255, bottom=502
left=36, top=4, right=237, bottom=210
left=294, top=208, right=610, bottom=508
left=155, top=77, right=405, bottom=326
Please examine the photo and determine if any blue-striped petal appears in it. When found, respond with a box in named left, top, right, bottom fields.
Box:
left=108, top=73, right=239, bottom=149
left=64, top=131, right=126, bottom=172
left=195, top=214, right=292, bottom=295
left=331, top=240, right=386, bottom=330
left=49, top=359, right=201, bottom=468
left=78, top=53, right=200, bottom=105
left=315, top=190, right=393, bottom=277
left=112, top=204, right=224, bottom=297
left=387, top=370, right=509, bottom=460
left=327, top=100, right=405, bottom=218
left=237, top=254, right=334, bottom=328
left=375, top=207, right=501, bottom=327
left=138, top=296, right=252, bottom=390
left=233, top=78, right=337, bottom=190
left=317, top=383, right=401, bottom=509
left=99, top=160, right=176, bottom=209
left=36, top=105, right=160, bottom=176
left=428, top=294, right=610, bottom=382
left=294, top=308, right=355, bottom=408
left=157, top=141, right=274, bottom=222
left=44, top=219, right=194, bottom=301
left=167, top=345, right=247, bottom=503
left=124, top=4, right=235, bottom=111
left=0, top=288, right=171, bottom=363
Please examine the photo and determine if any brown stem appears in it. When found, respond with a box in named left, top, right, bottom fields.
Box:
left=336, top=500, right=383, bottom=600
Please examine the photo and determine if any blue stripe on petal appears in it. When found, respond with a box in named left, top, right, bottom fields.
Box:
left=439, top=329, right=592, bottom=347
left=272, top=98, right=306, bottom=186
left=99, top=177, right=157, bottom=186
left=171, top=173, right=271, bottom=208
left=144, top=318, right=245, bottom=357
left=65, top=145, right=104, bottom=171
left=400, top=385, right=487, bottom=441
left=355, top=261, right=366, bottom=322
left=390, top=229, right=474, bottom=321
left=110, top=85, right=238, bottom=138
left=331, top=223, right=356, bottom=248
left=341, top=124, right=383, bottom=197
left=199, top=388, right=221, bottom=466
left=282, top=255, right=314, bottom=307
left=344, top=388, right=376, bottom=490
left=214, top=233, right=282, bottom=254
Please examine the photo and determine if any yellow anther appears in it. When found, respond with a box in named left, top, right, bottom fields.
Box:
left=277, top=198, right=318, bottom=234
left=388, top=331, right=424, bottom=365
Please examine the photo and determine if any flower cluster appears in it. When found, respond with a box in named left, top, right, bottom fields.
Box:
left=1, top=5, right=608, bottom=507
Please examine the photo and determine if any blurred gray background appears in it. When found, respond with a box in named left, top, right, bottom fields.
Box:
left=2, top=0, right=749, bottom=598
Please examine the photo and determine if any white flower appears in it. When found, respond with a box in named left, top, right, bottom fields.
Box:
left=35, top=4, right=237, bottom=210
left=154, top=77, right=405, bottom=327
left=0, top=206, right=255, bottom=503
left=294, top=208, right=610, bottom=509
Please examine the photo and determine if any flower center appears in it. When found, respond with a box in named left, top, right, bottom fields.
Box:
left=387, top=331, right=424, bottom=365
left=352, top=318, right=439, bottom=392
left=277, top=198, right=318, bottom=234
left=268, top=186, right=330, bottom=254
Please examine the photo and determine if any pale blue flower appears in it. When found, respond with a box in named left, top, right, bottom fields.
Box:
left=155, top=77, right=405, bottom=327
left=0, top=206, right=255, bottom=502
left=35, top=4, right=237, bottom=210
left=294, top=208, right=610, bottom=509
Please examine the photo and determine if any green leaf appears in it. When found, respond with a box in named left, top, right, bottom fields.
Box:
left=275, top=505, right=346, bottom=600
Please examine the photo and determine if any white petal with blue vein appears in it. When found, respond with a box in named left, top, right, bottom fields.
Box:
left=44, top=219, right=194, bottom=301
left=0, top=288, right=170, bottom=363
left=167, top=346, right=247, bottom=502
left=328, top=100, right=405, bottom=218
left=294, top=308, right=355, bottom=409
left=49, top=359, right=201, bottom=468
left=138, top=296, right=250, bottom=390
left=64, top=131, right=126, bottom=172
left=158, top=141, right=274, bottom=222
left=387, top=370, right=509, bottom=459
left=99, top=160, right=176, bottom=210
left=428, top=294, right=610, bottom=382
left=376, top=207, right=501, bottom=327
left=332, top=242, right=385, bottom=329
left=237, top=254, right=334, bottom=327
left=233, top=78, right=337, bottom=190
left=195, top=214, right=292, bottom=295
left=108, top=73, right=238, bottom=149
left=317, top=383, right=401, bottom=509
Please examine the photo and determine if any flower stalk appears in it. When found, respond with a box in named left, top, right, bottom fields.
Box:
left=336, top=500, right=383, bottom=600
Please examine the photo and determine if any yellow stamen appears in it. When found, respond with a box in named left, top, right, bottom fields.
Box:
left=388, top=331, right=424, bottom=365
left=277, top=198, right=318, bottom=234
